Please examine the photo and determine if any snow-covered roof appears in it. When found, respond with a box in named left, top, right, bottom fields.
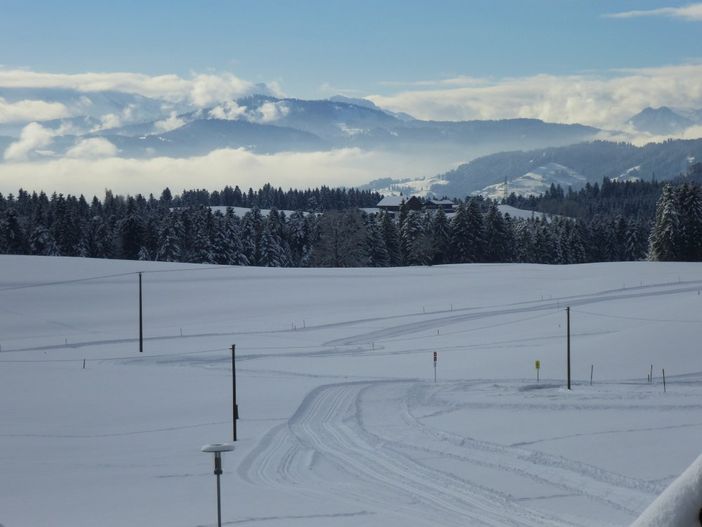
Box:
left=377, top=195, right=410, bottom=207
left=426, top=199, right=454, bottom=206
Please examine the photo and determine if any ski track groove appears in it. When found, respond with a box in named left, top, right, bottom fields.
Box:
left=389, top=383, right=658, bottom=513
left=5, top=277, right=701, bottom=356
left=322, top=282, right=702, bottom=347
left=238, top=380, right=626, bottom=526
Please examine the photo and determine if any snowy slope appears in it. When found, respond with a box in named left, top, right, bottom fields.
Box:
left=1, top=256, right=702, bottom=526
left=497, top=204, right=559, bottom=221
left=476, top=162, right=587, bottom=199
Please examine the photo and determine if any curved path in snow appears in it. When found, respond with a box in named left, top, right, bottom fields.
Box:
left=239, top=380, right=658, bottom=526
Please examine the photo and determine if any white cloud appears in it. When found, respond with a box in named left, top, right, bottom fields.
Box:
left=65, top=138, right=118, bottom=159
left=606, top=3, right=702, bottom=21
left=368, top=63, right=702, bottom=130
left=597, top=123, right=702, bottom=146
left=0, top=69, right=281, bottom=107
left=96, top=113, right=123, bottom=130
left=256, top=101, right=289, bottom=123
left=153, top=111, right=186, bottom=132
left=92, top=105, right=139, bottom=131
left=4, top=122, right=57, bottom=161
left=208, top=101, right=248, bottom=120
left=0, top=148, right=454, bottom=197
left=189, top=73, right=256, bottom=107
left=0, top=97, right=71, bottom=123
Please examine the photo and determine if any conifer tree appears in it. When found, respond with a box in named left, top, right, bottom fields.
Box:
left=155, top=213, right=182, bottom=262
left=483, top=202, right=509, bottom=263
left=450, top=203, right=472, bottom=263
left=400, top=210, right=431, bottom=265
left=380, top=211, right=401, bottom=266
left=29, top=224, right=59, bottom=256
left=430, top=207, right=451, bottom=265
left=365, top=215, right=390, bottom=267
left=649, top=184, right=679, bottom=261
left=0, top=209, right=26, bottom=254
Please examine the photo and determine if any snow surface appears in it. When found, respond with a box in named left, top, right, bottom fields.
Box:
left=477, top=163, right=587, bottom=200
left=498, top=204, right=556, bottom=221
left=613, top=166, right=642, bottom=183
left=1, top=256, right=702, bottom=526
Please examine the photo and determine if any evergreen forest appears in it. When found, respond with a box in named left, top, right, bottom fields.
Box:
left=1, top=165, right=701, bottom=267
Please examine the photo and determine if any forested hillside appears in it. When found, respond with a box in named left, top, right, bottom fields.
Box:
left=437, top=139, right=702, bottom=196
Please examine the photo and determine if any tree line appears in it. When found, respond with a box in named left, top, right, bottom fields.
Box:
left=0, top=171, right=699, bottom=266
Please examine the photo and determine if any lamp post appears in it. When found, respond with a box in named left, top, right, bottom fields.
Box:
left=201, top=443, right=234, bottom=527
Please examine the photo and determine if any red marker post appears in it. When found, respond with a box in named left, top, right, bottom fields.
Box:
left=433, top=351, right=438, bottom=383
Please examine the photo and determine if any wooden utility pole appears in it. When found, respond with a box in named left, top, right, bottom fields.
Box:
left=566, top=306, right=571, bottom=390
left=231, top=345, right=238, bottom=441
left=139, top=272, right=143, bottom=353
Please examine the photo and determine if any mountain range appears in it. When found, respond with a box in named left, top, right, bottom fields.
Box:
left=0, top=88, right=599, bottom=161
left=3, top=86, right=702, bottom=201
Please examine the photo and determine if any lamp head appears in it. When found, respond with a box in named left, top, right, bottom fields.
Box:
left=201, top=443, right=235, bottom=453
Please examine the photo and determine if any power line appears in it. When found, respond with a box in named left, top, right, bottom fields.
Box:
left=0, top=346, right=228, bottom=364
left=0, top=264, right=254, bottom=293
left=572, top=308, right=702, bottom=324
left=0, top=271, right=138, bottom=292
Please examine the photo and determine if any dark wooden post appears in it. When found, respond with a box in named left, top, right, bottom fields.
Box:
left=231, top=345, right=238, bottom=441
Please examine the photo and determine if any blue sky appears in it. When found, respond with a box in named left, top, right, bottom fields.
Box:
left=2, top=0, right=702, bottom=98
left=1, top=2, right=702, bottom=197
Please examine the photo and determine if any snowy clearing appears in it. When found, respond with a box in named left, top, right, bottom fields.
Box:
left=1, top=256, right=701, bottom=526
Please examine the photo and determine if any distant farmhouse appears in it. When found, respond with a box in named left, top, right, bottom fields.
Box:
left=376, top=195, right=422, bottom=214
left=376, top=195, right=455, bottom=216
left=425, top=198, right=455, bottom=212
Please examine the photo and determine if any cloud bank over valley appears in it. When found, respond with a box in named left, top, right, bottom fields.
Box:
left=1, top=63, right=702, bottom=196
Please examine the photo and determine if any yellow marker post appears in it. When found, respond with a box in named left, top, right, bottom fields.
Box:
left=535, top=360, right=541, bottom=382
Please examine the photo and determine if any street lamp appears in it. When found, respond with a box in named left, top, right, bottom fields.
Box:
left=201, top=443, right=234, bottom=527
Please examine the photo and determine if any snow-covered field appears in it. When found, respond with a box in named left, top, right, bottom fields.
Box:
left=1, top=256, right=702, bottom=526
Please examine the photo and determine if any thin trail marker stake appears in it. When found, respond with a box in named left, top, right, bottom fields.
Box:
left=231, top=344, right=238, bottom=441
left=566, top=306, right=571, bottom=390
left=433, top=351, right=437, bottom=383
left=650, top=364, right=653, bottom=384
left=662, top=368, right=666, bottom=393
left=83, top=359, right=86, bottom=370
left=590, top=364, right=593, bottom=386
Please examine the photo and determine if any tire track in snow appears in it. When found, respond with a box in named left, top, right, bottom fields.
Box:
left=240, top=380, right=587, bottom=527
